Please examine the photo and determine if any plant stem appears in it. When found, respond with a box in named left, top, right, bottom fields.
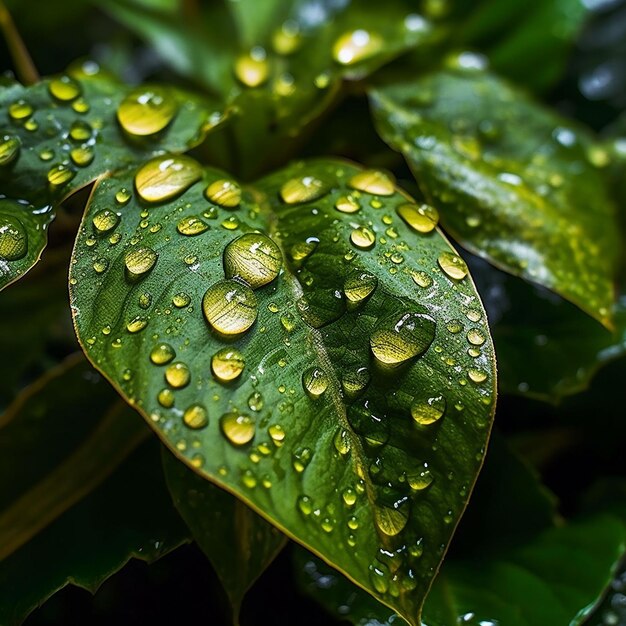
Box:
left=0, top=0, right=39, bottom=85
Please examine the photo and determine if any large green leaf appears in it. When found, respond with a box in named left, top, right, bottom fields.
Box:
left=69, top=156, right=496, bottom=624
left=0, top=70, right=226, bottom=290
left=0, top=355, right=188, bottom=624
left=297, top=437, right=626, bottom=626
left=163, top=449, right=286, bottom=622
left=370, top=68, right=619, bottom=328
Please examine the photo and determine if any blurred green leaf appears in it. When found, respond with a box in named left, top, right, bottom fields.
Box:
left=371, top=68, right=619, bottom=328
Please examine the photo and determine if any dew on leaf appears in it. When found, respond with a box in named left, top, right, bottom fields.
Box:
left=0, top=135, right=20, bottom=167
left=124, top=247, right=158, bottom=279
left=234, top=48, right=270, bottom=88
left=47, top=164, right=75, bottom=188
left=183, top=404, right=209, bottom=429
left=48, top=75, right=81, bottom=102
left=411, top=394, right=446, bottom=425
left=150, top=343, right=176, bottom=365
left=348, top=169, right=395, bottom=196
left=70, top=146, right=94, bottom=167
left=204, top=179, right=242, bottom=208
left=341, top=367, right=370, bottom=398
left=335, top=195, right=361, bottom=214
left=223, top=233, right=282, bottom=289
left=0, top=213, right=28, bottom=260
left=467, top=328, right=486, bottom=346
left=126, top=316, right=147, bottom=333
left=343, top=269, right=377, bottom=310
left=69, top=120, right=92, bottom=142
left=350, top=226, right=376, bottom=250
left=220, top=411, right=256, bottom=445
left=134, top=155, right=202, bottom=203
left=165, top=362, right=191, bottom=388
left=438, top=251, right=468, bottom=280
left=92, top=209, right=119, bottom=235
left=280, top=175, right=329, bottom=204
left=177, top=215, right=209, bottom=236
left=374, top=504, right=408, bottom=537
left=302, top=366, right=329, bottom=399
left=117, top=86, right=178, bottom=136
left=332, top=29, right=383, bottom=65
left=268, top=423, right=285, bottom=445
left=202, top=279, right=257, bottom=335
left=8, top=100, right=33, bottom=121
left=211, top=347, right=245, bottom=382
left=396, top=202, right=439, bottom=234
left=158, top=388, right=175, bottom=408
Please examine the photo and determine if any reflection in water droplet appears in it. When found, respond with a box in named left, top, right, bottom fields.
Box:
left=268, top=423, right=285, bottom=445
left=348, top=169, right=394, bottom=196
left=467, top=328, right=485, bottom=346
left=202, top=279, right=257, bottom=335
left=350, top=226, right=376, bottom=250
left=234, top=47, right=270, bottom=87
left=302, top=366, right=329, bottom=399
left=374, top=504, right=408, bottom=537
left=397, top=202, right=439, bottom=234
left=407, top=465, right=433, bottom=490
left=411, top=270, right=433, bottom=288
left=177, top=215, right=209, bottom=236
left=8, top=100, right=33, bottom=121
left=335, top=195, right=361, bottom=214
left=370, top=311, right=436, bottom=366
left=220, top=411, right=256, bottom=445
left=204, top=179, right=241, bottom=208
left=298, top=495, right=313, bottom=515
left=158, top=388, right=175, bottom=408
left=125, top=247, right=158, bottom=279
left=280, top=175, right=329, bottom=204
left=333, top=29, right=383, bottom=65
left=47, top=164, right=76, bottom=188
left=116, top=188, right=132, bottom=205
left=411, top=395, right=446, bottom=425
left=126, top=316, right=147, bottom=333
left=150, top=343, right=176, bottom=365
left=70, top=146, right=94, bottom=167
left=334, top=428, right=351, bottom=456
left=172, top=292, right=191, bottom=308
left=183, top=404, right=208, bottom=429
left=343, top=270, right=377, bottom=310
left=165, top=362, right=191, bottom=388
left=0, top=213, right=28, bottom=260
left=223, top=233, right=282, bottom=289
left=248, top=391, right=264, bottom=411
left=69, top=120, right=93, bottom=142
left=438, top=251, right=468, bottom=280
left=211, top=347, right=245, bottom=382
left=468, top=368, right=487, bottom=383
left=48, top=75, right=81, bottom=102
left=117, top=86, right=178, bottom=136
left=0, top=135, right=20, bottom=167
left=92, top=210, right=120, bottom=236
left=341, top=367, right=370, bottom=398
left=135, top=155, right=202, bottom=203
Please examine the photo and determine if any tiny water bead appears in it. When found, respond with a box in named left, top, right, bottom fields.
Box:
left=220, top=411, right=256, bottom=446
left=177, top=215, right=209, bottom=236
left=134, top=155, right=202, bottom=203
left=124, top=247, right=158, bottom=279
left=204, top=179, right=241, bottom=208
left=370, top=311, right=436, bottom=366
left=280, top=175, right=329, bottom=204
left=211, top=347, right=245, bottom=382
left=0, top=135, right=20, bottom=167
left=183, top=404, right=209, bottom=429
left=48, top=75, right=81, bottom=102
left=411, top=395, right=446, bottom=425
left=234, top=48, right=270, bottom=88
left=343, top=270, right=377, bottom=309
left=438, top=251, right=468, bottom=280
left=332, top=29, right=383, bottom=65
left=396, top=203, right=439, bottom=234
left=223, top=233, right=282, bottom=289
left=202, top=279, right=257, bottom=335
left=302, top=366, right=329, bottom=399
left=117, top=86, right=178, bottom=136
left=165, top=362, right=191, bottom=388
left=150, top=343, right=176, bottom=365
left=248, top=391, right=264, bottom=412
left=0, top=214, right=28, bottom=260
left=348, top=170, right=395, bottom=196
left=350, top=226, right=376, bottom=250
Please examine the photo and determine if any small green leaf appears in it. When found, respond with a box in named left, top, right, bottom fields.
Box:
left=370, top=69, right=620, bottom=328
left=0, top=72, right=226, bottom=290
left=0, top=355, right=188, bottom=624
left=162, top=449, right=286, bottom=622
left=70, top=156, right=496, bottom=624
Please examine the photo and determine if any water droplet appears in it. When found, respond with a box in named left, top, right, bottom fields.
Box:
left=280, top=175, right=329, bottom=204
left=466, top=308, right=482, bottom=322
left=272, top=20, right=302, bottom=55
left=93, top=257, right=108, bottom=274
left=223, top=233, right=282, bottom=289
left=149, top=344, right=175, bottom=366
left=333, top=29, right=383, bottom=65
left=177, top=215, right=208, bottom=236
left=407, top=465, right=433, bottom=490
left=183, top=404, right=208, bottom=429
left=204, top=178, right=241, bottom=208
left=302, top=366, right=329, bottom=399
left=370, top=312, right=436, bottom=366
left=169, top=292, right=190, bottom=309
left=348, top=170, right=394, bottom=196
left=48, top=75, right=81, bottom=102
left=397, top=202, right=439, bottom=234
left=124, top=247, right=158, bottom=279
left=70, top=146, right=94, bottom=167
left=341, top=367, right=370, bottom=398
left=135, top=155, right=202, bottom=203
left=69, top=120, right=92, bottom=142
left=234, top=47, right=270, bottom=88
left=334, top=195, right=361, bottom=214
left=116, top=188, right=132, bottom=205
left=126, top=316, right=147, bottom=333
left=411, top=394, right=446, bottom=425
left=211, top=347, right=245, bottom=382
left=242, top=469, right=257, bottom=488
left=0, top=213, right=27, bottom=260
left=438, top=251, right=468, bottom=280
left=139, top=292, right=153, bottom=309
left=8, top=99, right=33, bottom=121
left=202, top=279, right=257, bottom=335
left=72, top=98, right=90, bottom=114
left=47, top=164, right=75, bottom=188
left=297, top=495, right=313, bottom=515
left=467, top=328, right=485, bottom=346
left=289, top=239, right=318, bottom=263
left=350, top=226, right=376, bottom=250
left=369, top=561, right=390, bottom=594
left=0, top=135, right=20, bottom=167
left=342, top=488, right=357, bottom=507
left=411, top=270, right=433, bottom=288
left=117, top=86, right=178, bottom=136
left=91, top=209, right=119, bottom=236
left=268, top=423, right=285, bottom=445
left=446, top=319, right=463, bottom=334
left=158, top=388, right=175, bottom=408
left=468, top=368, right=487, bottom=383
left=321, top=517, right=334, bottom=533
left=343, top=270, right=377, bottom=309
left=293, top=447, right=312, bottom=472
left=248, top=391, right=264, bottom=411
left=220, top=411, right=256, bottom=445
left=374, top=504, right=408, bottom=537
left=165, top=362, right=191, bottom=388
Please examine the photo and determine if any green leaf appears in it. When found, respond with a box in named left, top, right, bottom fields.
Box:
left=370, top=69, right=619, bottom=328
left=0, top=71, right=226, bottom=290
left=297, top=437, right=626, bottom=626
left=162, top=449, right=286, bottom=622
left=0, top=354, right=188, bottom=624
left=69, top=156, right=496, bottom=625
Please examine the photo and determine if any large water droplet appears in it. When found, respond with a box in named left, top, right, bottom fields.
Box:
left=438, top=251, right=468, bottom=280
left=374, top=504, right=408, bottom=537
left=48, top=75, right=81, bottom=102
left=8, top=100, right=33, bottom=121
left=183, top=404, right=208, bottom=429
left=124, top=247, right=158, bottom=279
left=165, top=362, right=191, bottom=388
left=370, top=311, right=436, bottom=366
left=0, top=213, right=28, bottom=260
left=397, top=202, right=439, bottom=234
left=333, top=29, right=383, bottom=65
left=280, top=175, right=329, bottom=204
left=343, top=269, right=377, bottom=310
left=117, top=86, right=178, bottom=136
left=0, top=135, right=20, bottom=167
left=411, top=394, right=446, bottom=425
left=177, top=215, right=209, bottom=236
left=234, top=47, right=270, bottom=88
left=135, top=155, right=202, bottom=203
left=223, top=233, right=282, bottom=289
left=150, top=343, right=176, bottom=365
left=204, top=179, right=241, bottom=208
left=302, top=366, right=329, bottom=399
left=348, top=170, right=394, bottom=196
left=220, top=411, right=256, bottom=445
left=202, top=279, right=257, bottom=335
left=212, top=347, right=245, bottom=382
left=350, top=226, right=376, bottom=250
left=69, top=120, right=92, bottom=142
left=70, top=146, right=94, bottom=167
left=47, top=164, right=76, bottom=188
